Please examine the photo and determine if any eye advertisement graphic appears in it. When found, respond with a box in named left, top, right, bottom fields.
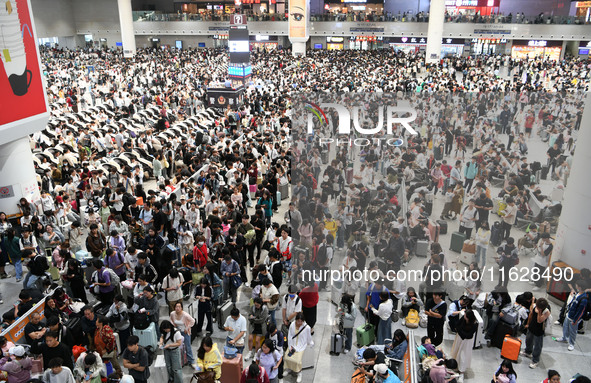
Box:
left=0, top=0, right=48, bottom=127
left=289, top=0, right=307, bottom=39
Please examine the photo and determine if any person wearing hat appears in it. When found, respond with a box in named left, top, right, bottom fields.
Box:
left=0, top=345, right=32, bottom=383
left=446, top=296, right=469, bottom=333
left=373, top=363, right=401, bottom=383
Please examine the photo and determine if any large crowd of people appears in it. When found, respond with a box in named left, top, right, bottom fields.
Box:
left=0, top=46, right=589, bottom=383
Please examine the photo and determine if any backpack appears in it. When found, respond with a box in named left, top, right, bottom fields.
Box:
left=98, top=268, right=121, bottom=288
left=406, top=309, right=420, bottom=328
left=143, top=345, right=155, bottom=366
left=316, top=245, right=328, bottom=266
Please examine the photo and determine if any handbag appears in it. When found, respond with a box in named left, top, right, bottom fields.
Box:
left=223, top=345, right=238, bottom=359
left=196, top=370, right=216, bottom=383
left=391, top=310, right=399, bottom=323
left=231, top=275, right=242, bottom=289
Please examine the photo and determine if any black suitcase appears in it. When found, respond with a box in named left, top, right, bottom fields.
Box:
left=492, top=320, right=518, bottom=349
left=65, top=317, right=84, bottom=343
left=541, top=166, right=550, bottom=180
left=437, top=220, right=448, bottom=235
left=490, top=221, right=502, bottom=246
left=93, top=302, right=111, bottom=317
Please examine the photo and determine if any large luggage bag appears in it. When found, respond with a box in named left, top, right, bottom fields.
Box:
left=437, top=220, right=448, bottom=235
left=492, top=320, right=518, bottom=349
left=472, top=310, right=484, bottom=349
left=501, top=335, right=522, bottom=362
left=355, top=323, right=375, bottom=348
left=276, top=191, right=282, bottom=207
left=428, top=220, right=439, bottom=243
left=217, top=301, right=234, bottom=330
left=450, top=232, right=466, bottom=253
left=279, top=183, right=289, bottom=200
left=329, top=333, right=346, bottom=356
left=133, top=322, right=158, bottom=350
left=220, top=354, right=243, bottom=383
left=415, top=240, right=429, bottom=257
left=302, top=346, right=315, bottom=369
left=490, top=221, right=502, bottom=246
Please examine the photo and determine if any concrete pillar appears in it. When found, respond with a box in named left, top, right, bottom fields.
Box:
left=117, top=0, right=136, bottom=58
left=425, top=0, right=445, bottom=64
left=551, top=94, right=591, bottom=271
left=0, top=138, right=40, bottom=216
left=291, top=42, right=306, bottom=56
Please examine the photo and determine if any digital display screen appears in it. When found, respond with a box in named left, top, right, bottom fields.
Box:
left=116, top=42, right=123, bottom=47
left=198, top=42, right=206, bottom=48
left=229, top=40, right=250, bottom=52
left=579, top=48, right=590, bottom=55
left=228, top=65, right=252, bottom=77
left=175, top=40, right=183, bottom=49
left=314, top=43, right=323, bottom=49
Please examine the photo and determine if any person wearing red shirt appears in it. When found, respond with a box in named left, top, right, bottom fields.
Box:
left=299, top=280, right=319, bottom=333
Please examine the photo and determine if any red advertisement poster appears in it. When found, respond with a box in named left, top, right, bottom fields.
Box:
left=0, top=0, right=48, bottom=126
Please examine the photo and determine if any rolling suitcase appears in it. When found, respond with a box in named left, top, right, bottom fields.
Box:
left=415, top=240, right=429, bottom=257
left=329, top=333, right=346, bottom=356
left=490, top=222, right=502, bottom=246
left=65, top=316, right=84, bottom=342
left=472, top=310, right=484, bottom=349
left=437, top=220, right=448, bottom=235
left=492, top=197, right=503, bottom=215
left=217, top=301, right=234, bottom=330
left=276, top=191, right=282, bottom=207
left=449, top=232, right=466, bottom=253
left=356, top=322, right=375, bottom=347
left=501, top=335, right=522, bottom=362
left=492, top=320, right=518, bottom=349
left=301, top=346, right=315, bottom=369
left=279, top=183, right=289, bottom=200
left=428, top=220, right=439, bottom=243
left=133, top=322, right=158, bottom=350
left=220, top=354, right=243, bottom=383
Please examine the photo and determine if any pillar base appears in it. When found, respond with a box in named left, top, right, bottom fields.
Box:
left=291, top=42, right=307, bottom=57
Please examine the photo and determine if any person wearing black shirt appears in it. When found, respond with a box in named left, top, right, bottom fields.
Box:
left=450, top=309, right=478, bottom=375
left=24, top=312, right=46, bottom=354
left=425, top=292, right=447, bottom=347
left=151, top=202, right=167, bottom=235
left=47, top=316, right=75, bottom=350
left=474, top=193, right=493, bottom=230
left=401, top=148, right=416, bottom=167
left=546, top=143, right=562, bottom=172
left=16, top=290, right=34, bottom=317
left=444, top=128, right=455, bottom=155
left=40, top=330, right=74, bottom=372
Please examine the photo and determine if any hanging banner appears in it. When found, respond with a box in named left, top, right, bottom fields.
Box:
left=289, top=0, right=307, bottom=39
left=0, top=0, right=49, bottom=145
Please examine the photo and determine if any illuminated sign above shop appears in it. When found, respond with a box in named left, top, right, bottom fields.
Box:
left=528, top=40, right=547, bottom=47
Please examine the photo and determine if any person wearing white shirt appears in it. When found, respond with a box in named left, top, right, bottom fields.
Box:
left=283, top=313, right=313, bottom=383
left=223, top=307, right=248, bottom=354
left=370, top=291, right=393, bottom=345
left=282, top=287, right=302, bottom=330
left=459, top=199, right=479, bottom=239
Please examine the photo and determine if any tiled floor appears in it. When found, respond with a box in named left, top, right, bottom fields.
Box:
left=0, top=121, right=589, bottom=382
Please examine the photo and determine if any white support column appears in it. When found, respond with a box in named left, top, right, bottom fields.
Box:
left=425, top=0, right=445, bottom=64
left=0, top=137, right=40, bottom=216
left=551, top=94, right=591, bottom=271
left=117, top=0, right=136, bottom=58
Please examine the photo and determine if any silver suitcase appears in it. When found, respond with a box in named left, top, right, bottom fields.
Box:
left=217, top=301, right=234, bottom=330
left=415, top=240, right=429, bottom=257
left=473, top=309, right=485, bottom=349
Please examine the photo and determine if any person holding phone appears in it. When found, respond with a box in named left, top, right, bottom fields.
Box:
left=159, top=320, right=183, bottom=383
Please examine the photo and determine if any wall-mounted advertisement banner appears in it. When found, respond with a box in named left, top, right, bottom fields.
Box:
left=0, top=0, right=49, bottom=144
left=289, top=0, right=307, bottom=39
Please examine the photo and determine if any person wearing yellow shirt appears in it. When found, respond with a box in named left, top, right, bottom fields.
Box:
left=324, top=214, right=338, bottom=239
